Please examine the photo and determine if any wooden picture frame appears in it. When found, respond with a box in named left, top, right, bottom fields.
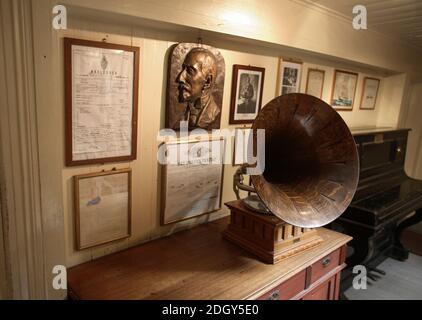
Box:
left=360, top=77, right=380, bottom=110
left=305, top=68, right=325, bottom=99
left=74, top=168, right=132, bottom=250
left=229, top=65, right=265, bottom=125
left=330, top=69, right=358, bottom=111
left=276, top=59, right=302, bottom=96
left=160, top=138, right=225, bottom=225
left=64, top=38, right=140, bottom=166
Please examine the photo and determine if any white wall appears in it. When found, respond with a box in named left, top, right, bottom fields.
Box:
left=58, top=0, right=422, bottom=76
left=405, top=83, right=422, bottom=179
left=57, top=15, right=408, bottom=267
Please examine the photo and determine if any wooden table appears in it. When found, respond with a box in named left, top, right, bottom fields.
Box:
left=68, top=217, right=351, bottom=300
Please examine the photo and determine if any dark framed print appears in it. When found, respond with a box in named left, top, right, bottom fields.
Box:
left=160, top=138, right=225, bottom=225
left=229, top=65, right=265, bottom=124
left=64, top=38, right=140, bottom=166
left=331, top=69, right=358, bottom=111
left=277, top=59, right=302, bottom=96
left=74, top=168, right=132, bottom=250
left=360, top=77, right=380, bottom=110
left=305, top=68, right=325, bottom=99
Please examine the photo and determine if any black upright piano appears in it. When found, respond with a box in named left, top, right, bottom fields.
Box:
left=331, top=127, right=422, bottom=289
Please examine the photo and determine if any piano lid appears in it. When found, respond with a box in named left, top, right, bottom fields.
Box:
left=350, top=126, right=411, bottom=136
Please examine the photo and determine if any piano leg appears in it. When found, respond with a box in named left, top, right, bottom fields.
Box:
left=390, top=209, right=422, bottom=261
left=368, top=266, right=386, bottom=276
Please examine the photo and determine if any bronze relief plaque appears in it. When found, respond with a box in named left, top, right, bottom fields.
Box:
left=166, top=43, right=225, bottom=131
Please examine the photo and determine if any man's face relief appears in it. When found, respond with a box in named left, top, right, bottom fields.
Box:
left=176, top=51, right=213, bottom=103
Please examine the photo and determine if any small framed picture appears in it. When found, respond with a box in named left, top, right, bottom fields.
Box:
left=229, top=65, right=265, bottom=124
left=360, top=77, right=380, bottom=110
left=161, top=138, right=225, bottom=225
left=305, top=68, right=325, bottom=99
left=331, top=70, right=358, bottom=111
left=74, top=168, right=131, bottom=250
left=277, top=59, right=302, bottom=96
left=233, top=127, right=252, bottom=166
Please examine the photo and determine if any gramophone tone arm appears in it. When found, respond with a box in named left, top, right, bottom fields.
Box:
left=233, top=165, right=256, bottom=200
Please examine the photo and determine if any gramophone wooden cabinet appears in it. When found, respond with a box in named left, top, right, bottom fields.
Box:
left=68, top=216, right=351, bottom=300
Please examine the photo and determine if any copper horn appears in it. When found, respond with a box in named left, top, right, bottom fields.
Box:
left=234, top=93, right=359, bottom=228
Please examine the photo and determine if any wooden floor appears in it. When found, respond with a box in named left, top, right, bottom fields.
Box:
left=344, top=253, right=422, bottom=300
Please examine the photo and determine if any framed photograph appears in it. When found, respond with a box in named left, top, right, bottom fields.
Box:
left=74, top=168, right=131, bottom=250
left=161, top=138, right=225, bottom=225
left=277, top=59, right=302, bottom=96
left=64, top=38, right=140, bottom=166
left=233, top=127, right=252, bottom=166
left=360, top=77, right=380, bottom=110
left=229, top=65, right=265, bottom=124
left=305, top=68, right=325, bottom=99
left=331, top=70, right=358, bottom=111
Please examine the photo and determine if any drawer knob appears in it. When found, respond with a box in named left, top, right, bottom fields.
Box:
left=322, top=257, right=331, bottom=267
left=267, top=290, right=280, bottom=300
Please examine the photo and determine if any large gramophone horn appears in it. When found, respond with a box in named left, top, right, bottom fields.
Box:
left=235, top=93, right=359, bottom=228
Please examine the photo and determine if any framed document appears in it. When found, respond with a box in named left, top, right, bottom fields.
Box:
left=65, top=38, right=140, bottom=166
left=229, top=65, right=265, bottom=124
left=160, top=138, right=225, bottom=225
left=331, top=69, right=358, bottom=111
left=305, top=68, right=325, bottom=99
left=233, top=127, right=252, bottom=166
left=74, top=168, right=131, bottom=250
left=360, top=77, right=380, bottom=110
left=277, top=59, right=302, bottom=96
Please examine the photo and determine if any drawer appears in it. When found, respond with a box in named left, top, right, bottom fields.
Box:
left=257, top=269, right=306, bottom=300
left=302, top=276, right=336, bottom=300
left=308, top=248, right=341, bottom=284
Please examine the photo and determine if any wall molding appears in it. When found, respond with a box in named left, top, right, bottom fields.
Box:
left=0, top=0, right=66, bottom=299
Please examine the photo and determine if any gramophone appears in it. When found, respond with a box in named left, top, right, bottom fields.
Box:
left=224, top=93, right=359, bottom=263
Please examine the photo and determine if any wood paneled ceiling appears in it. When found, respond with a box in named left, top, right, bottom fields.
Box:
left=303, top=0, right=422, bottom=50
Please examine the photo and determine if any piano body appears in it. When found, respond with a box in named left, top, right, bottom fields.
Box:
left=331, top=127, right=422, bottom=288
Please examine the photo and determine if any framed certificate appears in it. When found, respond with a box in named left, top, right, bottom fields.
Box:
left=360, top=77, right=380, bottom=110
left=74, top=168, right=132, bottom=250
left=64, top=38, right=140, bottom=166
left=233, top=127, right=252, bottom=166
left=305, top=68, right=325, bottom=99
left=160, top=138, right=225, bottom=225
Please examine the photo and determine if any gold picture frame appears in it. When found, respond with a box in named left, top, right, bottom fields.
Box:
left=330, top=69, right=358, bottom=111
left=74, top=168, right=132, bottom=250
left=305, top=68, right=325, bottom=99
left=360, top=77, right=380, bottom=110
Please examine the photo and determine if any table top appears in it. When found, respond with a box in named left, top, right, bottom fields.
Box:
left=68, top=217, right=351, bottom=300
